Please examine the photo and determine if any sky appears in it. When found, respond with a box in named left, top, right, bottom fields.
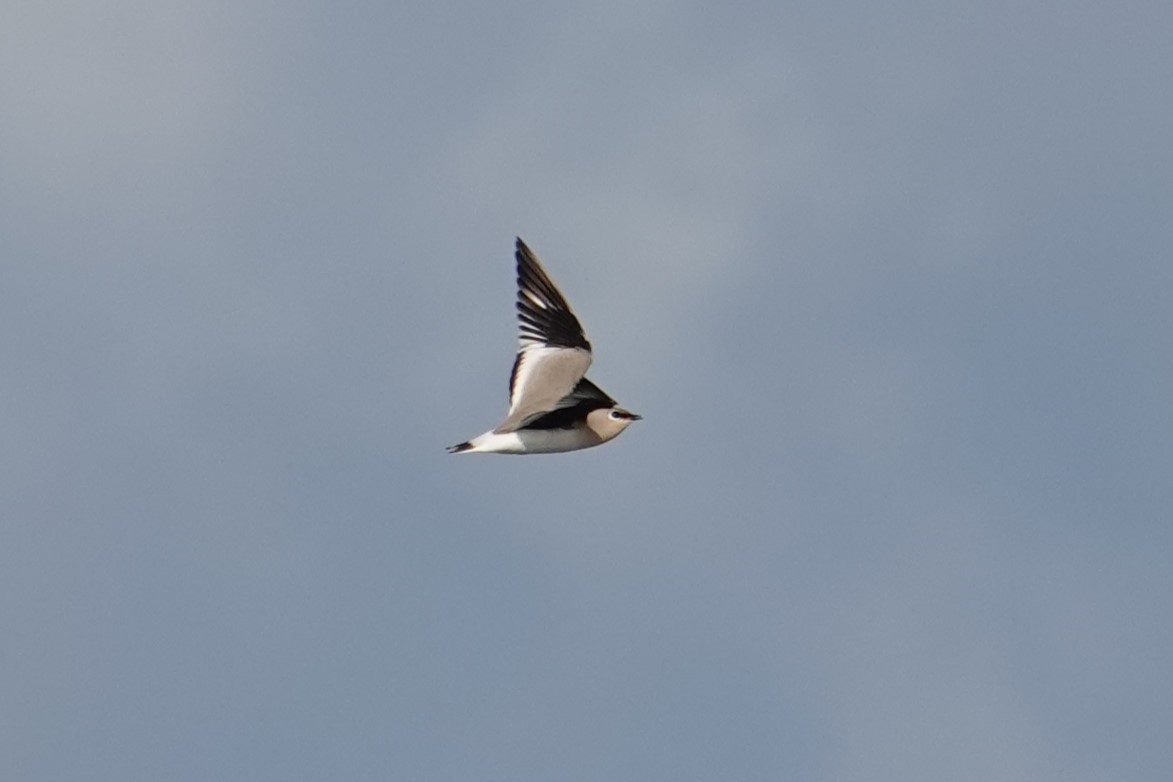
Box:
left=2, top=1, right=1171, bottom=780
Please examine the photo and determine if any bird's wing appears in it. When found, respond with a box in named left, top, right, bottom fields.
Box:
left=519, top=377, right=618, bottom=430
left=494, top=238, right=593, bottom=434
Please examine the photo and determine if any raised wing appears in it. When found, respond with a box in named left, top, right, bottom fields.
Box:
left=494, top=238, right=593, bottom=433
left=514, top=237, right=591, bottom=353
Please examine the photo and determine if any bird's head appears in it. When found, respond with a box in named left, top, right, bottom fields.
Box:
left=586, top=406, right=641, bottom=442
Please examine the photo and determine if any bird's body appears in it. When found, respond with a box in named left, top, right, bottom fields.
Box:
left=447, top=420, right=601, bottom=455
left=448, top=238, right=640, bottom=455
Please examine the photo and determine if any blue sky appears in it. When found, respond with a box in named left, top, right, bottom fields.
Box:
left=3, top=2, right=1171, bottom=780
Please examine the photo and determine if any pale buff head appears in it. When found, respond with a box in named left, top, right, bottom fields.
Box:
left=584, top=407, right=642, bottom=443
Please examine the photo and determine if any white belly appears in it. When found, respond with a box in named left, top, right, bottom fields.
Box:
left=462, top=427, right=602, bottom=454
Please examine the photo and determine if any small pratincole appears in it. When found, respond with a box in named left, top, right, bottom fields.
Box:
left=447, top=238, right=641, bottom=455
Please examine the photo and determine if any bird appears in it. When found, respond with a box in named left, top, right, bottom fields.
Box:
left=447, top=238, right=641, bottom=455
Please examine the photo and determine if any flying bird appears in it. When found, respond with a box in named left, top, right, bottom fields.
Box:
left=447, top=238, right=641, bottom=454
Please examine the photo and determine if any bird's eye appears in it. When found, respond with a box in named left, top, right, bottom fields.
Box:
left=609, top=410, right=622, bottom=420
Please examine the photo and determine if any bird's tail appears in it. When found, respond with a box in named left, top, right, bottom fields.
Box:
left=446, top=441, right=474, bottom=454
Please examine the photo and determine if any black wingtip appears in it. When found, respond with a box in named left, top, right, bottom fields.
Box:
left=515, top=236, right=534, bottom=265
left=446, top=441, right=473, bottom=454
left=511, top=238, right=591, bottom=351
